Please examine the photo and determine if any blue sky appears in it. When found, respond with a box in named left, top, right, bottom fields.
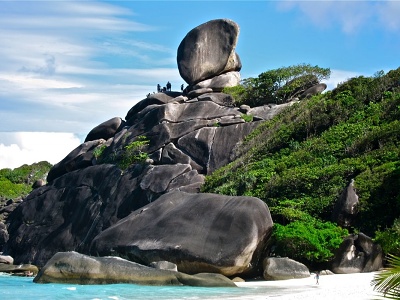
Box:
left=0, top=0, right=399, bottom=169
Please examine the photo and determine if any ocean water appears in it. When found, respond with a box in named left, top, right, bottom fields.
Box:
left=0, top=273, right=299, bottom=300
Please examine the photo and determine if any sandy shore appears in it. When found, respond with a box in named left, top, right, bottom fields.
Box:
left=235, top=272, right=385, bottom=300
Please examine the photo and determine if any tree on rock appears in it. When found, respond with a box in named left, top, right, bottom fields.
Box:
left=224, top=64, right=330, bottom=106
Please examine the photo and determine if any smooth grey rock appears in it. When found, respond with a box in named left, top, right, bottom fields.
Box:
left=32, top=179, right=45, bottom=189
left=177, top=122, right=258, bottom=174
left=332, top=179, right=359, bottom=227
left=177, top=19, right=240, bottom=85
left=140, top=164, right=192, bottom=194
left=0, top=254, right=13, bottom=264
left=247, top=102, right=296, bottom=121
left=239, top=105, right=251, bottom=113
left=125, top=92, right=181, bottom=122
left=84, top=117, right=125, bottom=143
left=166, top=170, right=205, bottom=193
left=187, top=88, right=214, bottom=98
left=300, top=83, right=327, bottom=99
left=47, top=139, right=106, bottom=182
left=197, top=92, right=235, bottom=107
left=149, top=261, right=178, bottom=272
left=90, top=191, right=273, bottom=277
left=193, top=72, right=241, bottom=92
left=263, top=257, right=310, bottom=280
left=34, top=251, right=235, bottom=287
left=332, top=232, right=383, bottom=274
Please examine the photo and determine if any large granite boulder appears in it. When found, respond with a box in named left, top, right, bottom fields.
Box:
left=263, top=257, right=310, bottom=280
left=177, top=19, right=241, bottom=85
left=4, top=164, right=204, bottom=267
left=332, top=232, right=383, bottom=274
left=34, top=251, right=235, bottom=287
left=47, top=139, right=106, bottom=182
left=90, top=191, right=273, bottom=277
left=332, top=179, right=359, bottom=227
left=84, top=117, right=125, bottom=143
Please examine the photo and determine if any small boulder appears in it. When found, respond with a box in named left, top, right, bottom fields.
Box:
left=84, top=117, right=125, bottom=143
left=263, top=257, right=310, bottom=280
left=192, top=71, right=241, bottom=92
left=300, top=83, right=327, bottom=99
left=0, top=254, right=13, bottom=265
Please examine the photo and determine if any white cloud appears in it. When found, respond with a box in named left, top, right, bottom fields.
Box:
left=277, top=1, right=399, bottom=34
left=0, top=132, right=81, bottom=169
left=325, top=69, right=361, bottom=91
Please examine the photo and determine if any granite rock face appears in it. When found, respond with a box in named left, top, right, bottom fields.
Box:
left=263, top=257, right=310, bottom=280
left=177, top=19, right=241, bottom=85
left=90, top=191, right=273, bottom=277
left=4, top=19, right=295, bottom=278
left=34, top=251, right=236, bottom=287
left=332, top=233, right=383, bottom=274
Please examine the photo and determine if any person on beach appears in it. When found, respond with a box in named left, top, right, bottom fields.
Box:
left=314, top=271, right=320, bottom=284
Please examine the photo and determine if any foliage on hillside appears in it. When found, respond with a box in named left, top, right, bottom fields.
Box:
left=223, top=63, right=330, bottom=106
left=0, top=161, right=52, bottom=201
left=204, top=67, right=400, bottom=262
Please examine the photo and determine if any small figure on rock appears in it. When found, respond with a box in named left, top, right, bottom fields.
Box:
left=181, top=84, right=184, bottom=91
left=157, top=84, right=161, bottom=93
left=166, top=81, right=171, bottom=91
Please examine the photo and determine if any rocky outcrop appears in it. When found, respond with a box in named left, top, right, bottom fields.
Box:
left=90, top=191, right=273, bottom=277
left=4, top=19, right=293, bottom=278
left=0, top=263, right=38, bottom=276
left=332, top=233, right=383, bottom=274
left=84, top=117, right=125, bottom=143
left=263, top=257, right=310, bottom=280
left=300, top=83, right=327, bottom=99
left=332, top=179, right=359, bottom=227
left=34, top=251, right=236, bottom=287
left=177, top=19, right=241, bottom=86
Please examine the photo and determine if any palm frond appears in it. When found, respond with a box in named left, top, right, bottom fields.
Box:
left=371, top=254, right=400, bottom=299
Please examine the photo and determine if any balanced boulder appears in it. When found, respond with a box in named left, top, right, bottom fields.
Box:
left=177, top=19, right=241, bottom=85
left=90, top=191, right=273, bottom=277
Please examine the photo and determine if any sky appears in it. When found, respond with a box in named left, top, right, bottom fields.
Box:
left=0, top=0, right=399, bottom=169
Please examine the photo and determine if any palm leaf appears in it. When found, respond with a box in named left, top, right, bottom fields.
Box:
left=371, top=254, right=400, bottom=299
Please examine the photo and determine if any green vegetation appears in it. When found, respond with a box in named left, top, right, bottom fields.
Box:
left=95, top=135, right=150, bottom=170
left=223, top=63, right=330, bottom=106
left=372, top=254, right=400, bottom=299
left=0, top=161, right=52, bottom=200
left=204, top=66, right=400, bottom=264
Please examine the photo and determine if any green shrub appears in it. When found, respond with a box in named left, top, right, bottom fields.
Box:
left=271, top=217, right=348, bottom=263
left=118, top=135, right=150, bottom=169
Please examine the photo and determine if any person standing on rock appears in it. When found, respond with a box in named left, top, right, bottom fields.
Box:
left=166, top=81, right=171, bottom=91
left=157, top=84, right=161, bottom=93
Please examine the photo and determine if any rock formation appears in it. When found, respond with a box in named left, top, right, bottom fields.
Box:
left=34, top=251, right=236, bottom=287
left=2, top=19, right=334, bottom=280
left=332, top=232, right=383, bottom=273
left=263, top=257, right=310, bottom=280
left=90, top=191, right=273, bottom=276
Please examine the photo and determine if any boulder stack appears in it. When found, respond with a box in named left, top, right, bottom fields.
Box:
left=177, top=19, right=242, bottom=94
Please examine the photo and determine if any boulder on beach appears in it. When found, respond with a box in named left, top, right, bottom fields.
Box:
left=90, top=191, right=273, bottom=277
left=34, top=251, right=236, bottom=287
left=263, top=257, right=310, bottom=280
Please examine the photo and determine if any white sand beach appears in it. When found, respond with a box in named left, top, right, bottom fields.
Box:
left=235, top=272, right=385, bottom=300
